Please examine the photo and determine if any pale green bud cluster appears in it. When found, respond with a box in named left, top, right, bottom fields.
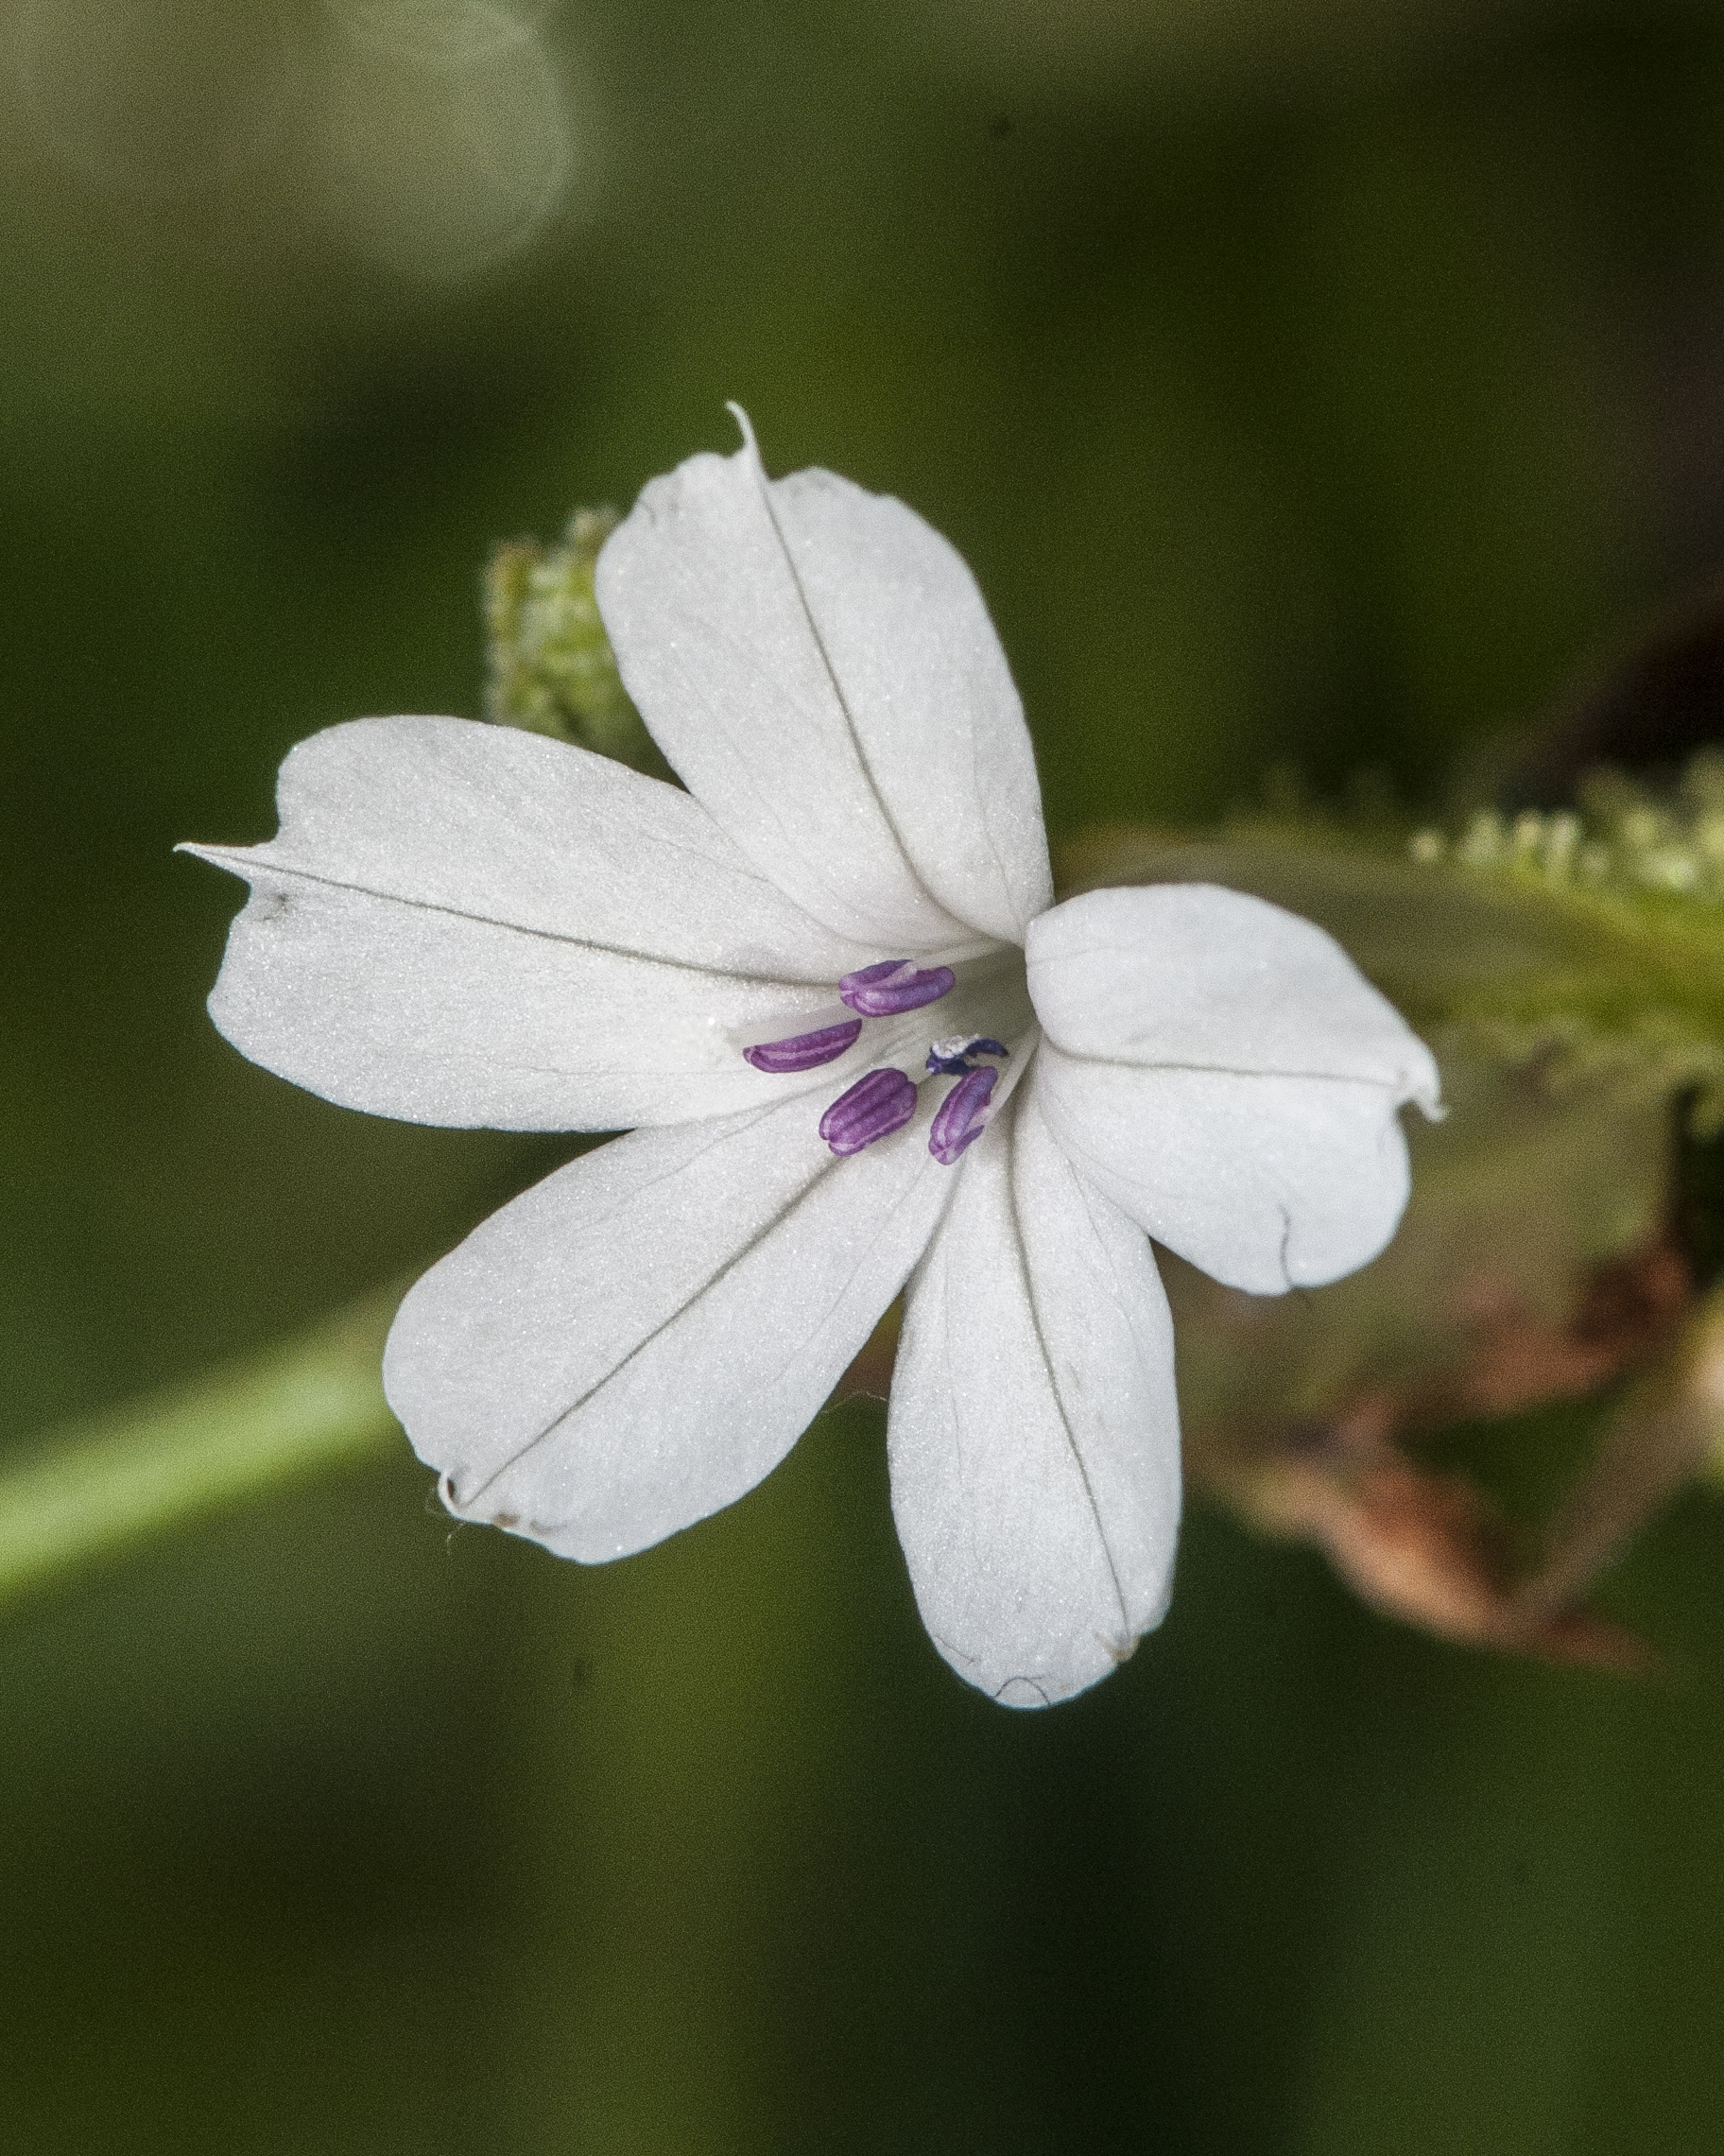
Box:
left=483, top=508, right=672, bottom=779
left=1386, top=751, right=1724, bottom=1130
left=1410, top=750, right=1724, bottom=905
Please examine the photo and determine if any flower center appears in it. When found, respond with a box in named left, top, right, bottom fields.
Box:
left=743, top=956, right=1029, bottom=1165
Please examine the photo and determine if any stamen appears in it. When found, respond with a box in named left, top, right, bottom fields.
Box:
left=743, top=1019, right=863, bottom=1073
left=929, top=1065, right=998, bottom=1165
left=838, top=959, right=957, bottom=1017
left=819, top=1067, right=918, bottom=1156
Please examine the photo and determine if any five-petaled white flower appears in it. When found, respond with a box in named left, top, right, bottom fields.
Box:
left=184, top=415, right=1439, bottom=1707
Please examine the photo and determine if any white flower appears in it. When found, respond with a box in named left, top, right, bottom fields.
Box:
left=184, top=415, right=1440, bottom=1707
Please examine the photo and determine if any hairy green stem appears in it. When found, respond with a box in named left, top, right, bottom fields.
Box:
left=0, top=1286, right=404, bottom=1609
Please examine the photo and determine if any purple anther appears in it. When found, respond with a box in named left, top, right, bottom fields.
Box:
left=819, top=1067, right=919, bottom=1157
left=838, top=958, right=957, bottom=1017
left=743, top=1018, right=863, bottom=1073
left=966, top=1039, right=1010, bottom=1061
left=929, top=1065, right=998, bottom=1166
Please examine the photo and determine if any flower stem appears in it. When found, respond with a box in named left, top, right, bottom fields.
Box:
left=0, top=1286, right=404, bottom=1609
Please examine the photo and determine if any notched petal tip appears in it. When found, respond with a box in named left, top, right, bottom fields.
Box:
left=176, top=838, right=263, bottom=879
left=1413, top=1070, right=1447, bottom=1121
left=1393, top=1034, right=1445, bottom=1121
left=992, top=1675, right=1057, bottom=1710
left=724, top=400, right=760, bottom=459
left=437, top=1469, right=539, bottom=1544
left=983, top=1630, right=1145, bottom=1709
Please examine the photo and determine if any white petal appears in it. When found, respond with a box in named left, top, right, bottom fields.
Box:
left=183, top=716, right=892, bottom=1130
left=594, top=419, right=1053, bottom=950
left=1034, top=1045, right=1415, bottom=1295
left=887, top=1087, right=1181, bottom=1708
left=384, top=1087, right=955, bottom=1560
left=1025, top=884, right=1440, bottom=1294
left=1026, top=883, right=1441, bottom=1105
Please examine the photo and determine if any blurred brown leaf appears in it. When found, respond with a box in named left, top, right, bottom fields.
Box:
left=1219, top=1404, right=1651, bottom=1673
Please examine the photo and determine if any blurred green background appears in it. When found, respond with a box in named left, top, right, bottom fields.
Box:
left=7, top=0, right=1724, bottom=2148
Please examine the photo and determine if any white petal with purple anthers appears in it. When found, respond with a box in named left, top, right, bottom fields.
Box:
left=384, top=1087, right=957, bottom=1561
left=595, top=422, right=1051, bottom=950
left=888, top=1087, right=1181, bottom=1707
left=185, top=716, right=894, bottom=1130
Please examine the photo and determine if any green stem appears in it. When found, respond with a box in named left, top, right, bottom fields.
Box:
left=0, top=1285, right=403, bottom=1609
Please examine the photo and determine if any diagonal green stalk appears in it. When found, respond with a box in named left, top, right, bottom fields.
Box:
left=0, top=1285, right=405, bottom=1609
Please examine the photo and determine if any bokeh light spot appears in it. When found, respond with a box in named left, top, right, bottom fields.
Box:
left=323, top=0, right=557, bottom=65
left=15, top=0, right=298, bottom=199
left=318, top=1, right=577, bottom=281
